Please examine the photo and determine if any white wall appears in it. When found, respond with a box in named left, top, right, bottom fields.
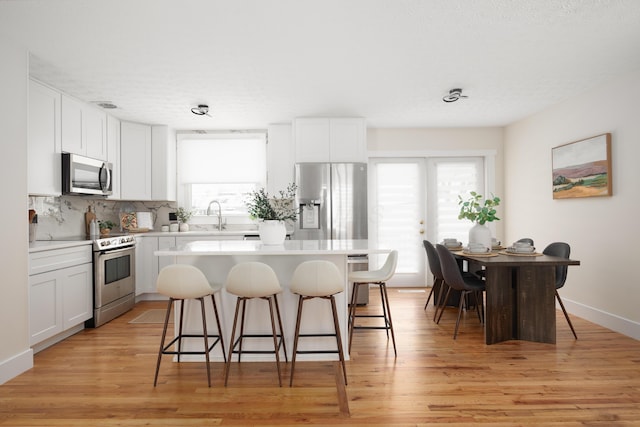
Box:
left=504, top=69, right=640, bottom=339
left=0, top=34, right=33, bottom=384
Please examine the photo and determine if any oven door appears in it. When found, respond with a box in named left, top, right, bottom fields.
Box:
left=94, top=246, right=136, bottom=309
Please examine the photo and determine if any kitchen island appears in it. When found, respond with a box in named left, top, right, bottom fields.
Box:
left=155, top=239, right=390, bottom=362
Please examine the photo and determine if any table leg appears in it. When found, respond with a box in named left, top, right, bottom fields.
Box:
left=516, top=265, right=556, bottom=343
left=484, top=266, right=514, bottom=344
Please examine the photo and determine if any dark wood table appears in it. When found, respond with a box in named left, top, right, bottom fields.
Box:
left=455, top=251, right=580, bottom=345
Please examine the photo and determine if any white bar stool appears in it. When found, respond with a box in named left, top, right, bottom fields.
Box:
left=289, top=260, right=347, bottom=387
left=348, top=250, right=398, bottom=356
left=224, top=261, right=288, bottom=386
left=154, top=264, right=226, bottom=387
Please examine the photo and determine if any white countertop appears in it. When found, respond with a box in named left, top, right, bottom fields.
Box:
left=155, top=239, right=388, bottom=256
left=29, top=239, right=93, bottom=253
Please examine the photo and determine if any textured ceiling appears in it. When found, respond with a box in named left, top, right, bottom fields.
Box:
left=2, top=0, right=640, bottom=130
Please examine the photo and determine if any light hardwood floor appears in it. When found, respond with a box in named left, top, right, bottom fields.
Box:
left=1, top=288, right=640, bottom=426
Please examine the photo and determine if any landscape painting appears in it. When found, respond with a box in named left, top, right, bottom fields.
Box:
left=552, top=133, right=612, bottom=199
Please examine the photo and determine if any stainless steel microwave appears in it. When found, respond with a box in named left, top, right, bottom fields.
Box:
left=62, top=153, right=113, bottom=196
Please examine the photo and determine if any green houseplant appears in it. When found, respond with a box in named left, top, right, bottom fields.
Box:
left=175, top=207, right=194, bottom=224
left=458, top=191, right=501, bottom=225
left=246, top=183, right=298, bottom=222
left=458, top=191, right=501, bottom=249
left=246, top=183, right=298, bottom=245
left=98, top=220, right=117, bottom=236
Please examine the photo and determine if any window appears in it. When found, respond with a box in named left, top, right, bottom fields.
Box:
left=177, top=133, right=267, bottom=219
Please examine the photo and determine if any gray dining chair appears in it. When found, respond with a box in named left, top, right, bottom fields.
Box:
left=435, top=244, right=486, bottom=339
left=422, top=240, right=447, bottom=321
left=542, top=242, right=577, bottom=339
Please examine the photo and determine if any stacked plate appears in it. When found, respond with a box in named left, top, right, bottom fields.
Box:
left=506, top=242, right=536, bottom=253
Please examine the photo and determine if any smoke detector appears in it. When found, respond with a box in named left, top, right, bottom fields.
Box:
left=191, top=104, right=211, bottom=117
left=442, top=88, right=468, bottom=103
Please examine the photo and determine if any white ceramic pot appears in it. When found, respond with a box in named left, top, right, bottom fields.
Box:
left=259, top=220, right=286, bottom=245
left=468, top=222, right=492, bottom=249
left=179, top=223, right=189, bottom=232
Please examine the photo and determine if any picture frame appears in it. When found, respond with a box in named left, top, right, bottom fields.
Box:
left=552, top=133, right=612, bottom=199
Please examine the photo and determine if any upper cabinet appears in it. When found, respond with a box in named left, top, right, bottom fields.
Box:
left=119, top=122, right=176, bottom=201
left=120, top=121, right=152, bottom=200
left=61, top=94, right=107, bottom=161
left=293, top=117, right=366, bottom=163
left=151, top=125, right=176, bottom=201
left=106, top=116, right=121, bottom=199
left=267, top=123, right=295, bottom=194
left=28, top=79, right=62, bottom=196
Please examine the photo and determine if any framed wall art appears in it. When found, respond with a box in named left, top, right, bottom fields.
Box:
left=552, top=133, right=612, bottom=199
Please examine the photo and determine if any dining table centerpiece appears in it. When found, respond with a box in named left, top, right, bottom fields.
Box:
left=458, top=191, right=501, bottom=249
left=246, top=183, right=298, bottom=245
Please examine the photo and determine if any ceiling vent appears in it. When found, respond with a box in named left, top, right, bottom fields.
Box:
left=442, top=88, right=468, bottom=103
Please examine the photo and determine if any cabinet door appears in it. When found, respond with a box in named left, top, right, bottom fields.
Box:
left=329, top=118, right=366, bottom=162
left=135, top=237, right=158, bottom=295
left=84, top=106, right=107, bottom=161
left=120, top=121, right=152, bottom=200
left=294, top=118, right=331, bottom=163
left=28, top=80, right=62, bottom=196
left=151, top=125, right=176, bottom=201
left=158, top=236, right=176, bottom=273
left=62, top=263, right=93, bottom=329
left=30, top=270, right=63, bottom=345
left=106, top=116, right=121, bottom=199
left=267, top=124, right=294, bottom=195
left=61, top=95, right=84, bottom=155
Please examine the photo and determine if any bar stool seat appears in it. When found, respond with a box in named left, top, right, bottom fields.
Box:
left=289, top=260, right=347, bottom=386
left=348, top=250, right=398, bottom=356
left=154, top=264, right=226, bottom=387
left=224, top=261, right=288, bottom=386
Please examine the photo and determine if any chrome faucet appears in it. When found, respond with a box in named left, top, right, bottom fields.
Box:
left=206, top=200, right=223, bottom=230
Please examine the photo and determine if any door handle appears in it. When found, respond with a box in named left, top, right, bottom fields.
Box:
left=419, top=228, right=424, bottom=234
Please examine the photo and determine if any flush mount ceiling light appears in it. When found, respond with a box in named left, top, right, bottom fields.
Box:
left=442, top=88, right=468, bottom=103
left=191, top=104, right=211, bottom=117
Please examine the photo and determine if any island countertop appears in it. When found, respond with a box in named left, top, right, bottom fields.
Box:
left=154, top=239, right=389, bottom=257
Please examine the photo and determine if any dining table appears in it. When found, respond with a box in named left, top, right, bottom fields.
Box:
left=453, top=248, right=580, bottom=345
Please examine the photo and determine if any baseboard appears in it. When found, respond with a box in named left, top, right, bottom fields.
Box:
left=0, top=348, right=33, bottom=385
left=563, top=298, right=640, bottom=340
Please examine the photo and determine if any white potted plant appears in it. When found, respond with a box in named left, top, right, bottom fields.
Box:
left=246, top=183, right=298, bottom=245
left=458, top=191, right=501, bottom=249
left=175, top=207, right=194, bottom=232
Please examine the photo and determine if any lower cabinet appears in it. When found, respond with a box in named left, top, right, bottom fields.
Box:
left=29, top=245, right=93, bottom=347
left=135, top=235, right=244, bottom=298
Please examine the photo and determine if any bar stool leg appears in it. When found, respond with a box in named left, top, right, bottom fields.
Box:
left=154, top=298, right=174, bottom=387
left=378, top=285, right=390, bottom=339
left=267, top=296, right=283, bottom=387
left=348, top=282, right=362, bottom=354
left=289, top=295, right=305, bottom=386
left=210, top=294, right=226, bottom=362
left=380, top=283, right=397, bottom=356
left=177, top=299, right=185, bottom=362
left=225, top=298, right=242, bottom=386
left=198, top=297, right=212, bottom=387
left=330, top=295, right=348, bottom=385
left=272, top=294, right=288, bottom=362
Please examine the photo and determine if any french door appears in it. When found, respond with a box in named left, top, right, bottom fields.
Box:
left=370, top=157, right=485, bottom=287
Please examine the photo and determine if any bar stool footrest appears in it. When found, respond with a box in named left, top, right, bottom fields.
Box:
left=162, top=334, right=222, bottom=355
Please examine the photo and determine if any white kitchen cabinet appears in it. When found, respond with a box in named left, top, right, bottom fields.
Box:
left=267, top=124, right=295, bottom=194
left=61, top=94, right=107, bottom=161
left=106, top=115, right=121, bottom=199
left=135, top=236, right=159, bottom=295
left=157, top=236, right=176, bottom=275
left=151, top=125, right=176, bottom=201
left=28, top=79, right=62, bottom=196
left=120, top=121, right=152, bottom=200
left=293, top=117, right=367, bottom=163
left=29, top=245, right=93, bottom=347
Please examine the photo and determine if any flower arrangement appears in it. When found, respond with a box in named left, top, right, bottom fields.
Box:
left=246, top=183, right=298, bottom=222
left=458, top=191, right=501, bottom=225
left=175, top=207, right=194, bottom=224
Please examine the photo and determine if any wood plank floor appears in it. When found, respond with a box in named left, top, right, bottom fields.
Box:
left=2, top=288, right=640, bottom=426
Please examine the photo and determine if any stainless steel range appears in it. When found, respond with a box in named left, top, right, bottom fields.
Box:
left=87, top=234, right=136, bottom=327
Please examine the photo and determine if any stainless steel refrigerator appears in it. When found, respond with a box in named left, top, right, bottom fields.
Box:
left=293, top=162, right=369, bottom=303
left=293, top=162, right=368, bottom=240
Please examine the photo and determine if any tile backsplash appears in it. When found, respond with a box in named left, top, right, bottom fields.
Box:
left=28, top=196, right=176, bottom=240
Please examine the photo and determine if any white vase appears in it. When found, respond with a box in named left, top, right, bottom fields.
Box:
left=468, top=222, right=492, bottom=249
left=259, top=220, right=287, bottom=245
left=179, top=223, right=189, bottom=232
